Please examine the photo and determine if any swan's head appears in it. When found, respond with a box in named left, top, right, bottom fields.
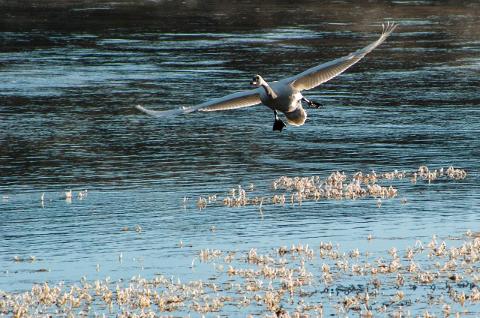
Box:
left=250, top=74, right=265, bottom=87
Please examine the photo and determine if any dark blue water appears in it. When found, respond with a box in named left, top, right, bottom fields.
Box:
left=0, top=0, right=479, bottom=315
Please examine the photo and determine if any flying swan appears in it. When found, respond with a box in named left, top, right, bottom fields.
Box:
left=136, top=22, right=397, bottom=131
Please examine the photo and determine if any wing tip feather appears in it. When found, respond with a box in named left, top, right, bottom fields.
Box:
left=381, top=21, right=398, bottom=37
left=135, top=104, right=194, bottom=118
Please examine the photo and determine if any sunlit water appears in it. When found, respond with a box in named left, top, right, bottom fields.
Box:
left=0, top=0, right=479, bottom=315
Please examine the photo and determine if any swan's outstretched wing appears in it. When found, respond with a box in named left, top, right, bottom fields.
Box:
left=286, top=22, right=397, bottom=91
left=199, top=89, right=262, bottom=112
left=135, top=88, right=262, bottom=118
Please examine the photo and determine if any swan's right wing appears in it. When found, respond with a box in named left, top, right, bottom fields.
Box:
left=286, top=22, right=397, bottom=91
left=135, top=88, right=262, bottom=118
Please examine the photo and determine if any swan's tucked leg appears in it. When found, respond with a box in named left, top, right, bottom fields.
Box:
left=302, top=97, right=322, bottom=109
left=273, top=110, right=286, bottom=132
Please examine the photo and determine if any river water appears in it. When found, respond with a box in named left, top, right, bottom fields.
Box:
left=0, top=0, right=479, bottom=315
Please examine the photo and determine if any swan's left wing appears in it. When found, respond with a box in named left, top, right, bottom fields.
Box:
left=286, top=22, right=397, bottom=91
left=135, top=88, right=262, bottom=118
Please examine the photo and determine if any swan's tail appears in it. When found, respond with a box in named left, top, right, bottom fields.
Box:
left=135, top=105, right=196, bottom=118
left=285, top=107, right=307, bottom=126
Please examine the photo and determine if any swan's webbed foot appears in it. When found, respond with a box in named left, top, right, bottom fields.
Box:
left=273, top=118, right=286, bottom=131
left=273, top=111, right=286, bottom=132
left=302, top=97, right=322, bottom=109
left=308, top=100, right=322, bottom=108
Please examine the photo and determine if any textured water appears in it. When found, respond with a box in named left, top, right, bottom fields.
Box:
left=0, top=0, right=479, bottom=315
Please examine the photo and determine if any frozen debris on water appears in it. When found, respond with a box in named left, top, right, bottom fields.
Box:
left=196, top=196, right=207, bottom=209
left=77, top=189, right=88, bottom=200
left=199, top=248, right=222, bottom=262
left=3, top=234, right=480, bottom=317
left=416, top=165, right=467, bottom=183
left=65, top=189, right=72, bottom=200
left=187, top=165, right=467, bottom=210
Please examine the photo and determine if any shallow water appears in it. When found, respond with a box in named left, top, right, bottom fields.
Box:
left=0, top=0, right=479, bottom=315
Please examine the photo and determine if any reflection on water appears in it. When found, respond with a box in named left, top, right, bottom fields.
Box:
left=0, top=0, right=479, bottom=314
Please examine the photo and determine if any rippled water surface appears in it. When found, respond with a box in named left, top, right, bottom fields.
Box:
left=1, top=0, right=479, bottom=315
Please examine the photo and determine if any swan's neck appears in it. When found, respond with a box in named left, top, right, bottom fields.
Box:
left=261, top=82, right=277, bottom=99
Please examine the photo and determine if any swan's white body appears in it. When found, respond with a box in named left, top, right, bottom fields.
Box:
left=136, top=23, right=397, bottom=128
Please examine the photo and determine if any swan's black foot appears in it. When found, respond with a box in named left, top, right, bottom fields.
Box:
left=308, top=100, right=322, bottom=108
left=273, top=118, right=286, bottom=131
left=272, top=110, right=286, bottom=132
left=273, top=109, right=287, bottom=131
left=302, top=97, right=322, bottom=109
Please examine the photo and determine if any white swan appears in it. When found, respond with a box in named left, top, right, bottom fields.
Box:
left=136, top=22, right=397, bottom=131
